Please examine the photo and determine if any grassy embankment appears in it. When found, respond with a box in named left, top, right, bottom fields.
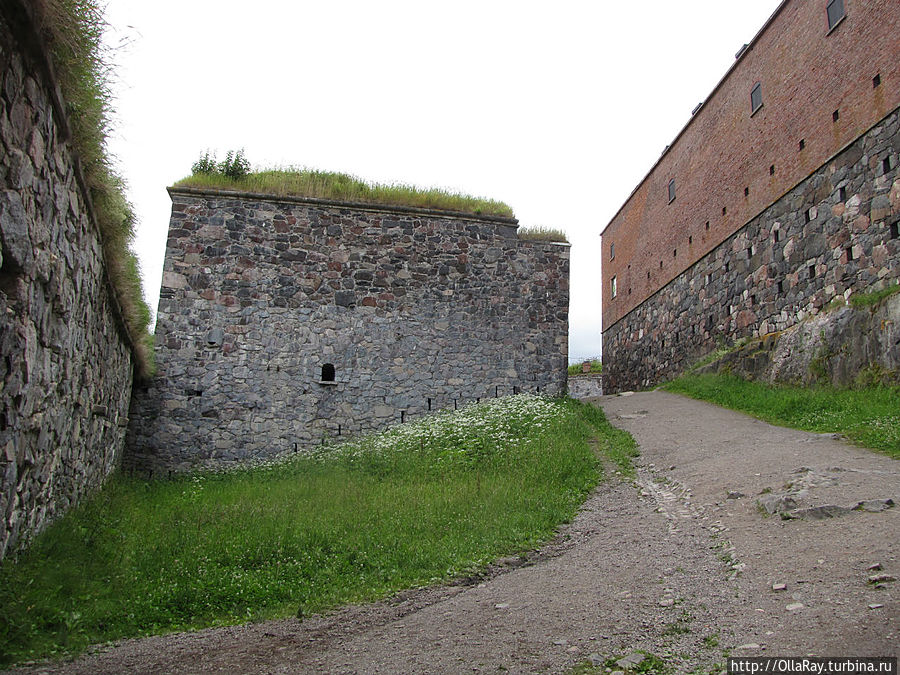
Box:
left=664, top=374, right=900, bottom=459
left=0, top=395, right=637, bottom=666
left=174, top=165, right=516, bottom=219
left=35, top=0, right=153, bottom=374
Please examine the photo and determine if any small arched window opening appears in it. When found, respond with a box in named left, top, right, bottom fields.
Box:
left=321, top=363, right=336, bottom=382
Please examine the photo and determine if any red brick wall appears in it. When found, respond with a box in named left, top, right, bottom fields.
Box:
left=601, top=0, right=900, bottom=331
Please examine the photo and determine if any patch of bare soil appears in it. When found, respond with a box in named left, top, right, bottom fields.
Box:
left=7, top=391, right=898, bottom=674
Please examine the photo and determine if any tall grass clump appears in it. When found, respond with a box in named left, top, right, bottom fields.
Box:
left=175, top=159, right=515, bottom=219
left=32, top=0, right=153, bottom=374
left=517, top=226, right=569, bottom=243
left=664, top=373, right=900, bottom=458
left=0, top=395, right=631, bottom=665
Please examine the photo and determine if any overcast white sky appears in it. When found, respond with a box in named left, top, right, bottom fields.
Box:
left=102, top=0, right=783, bottom=362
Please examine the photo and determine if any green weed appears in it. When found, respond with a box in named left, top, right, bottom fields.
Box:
left=663, top=374, right=900, bottom=458
left=33, top=0, right=153, bottom=375
left=175, top=166, right=514, bottom=218
left=848, top=282, right=900, bottom=308
left=0, top=395, right=629, bottom=666
left=517, top=226, right=569, bottom=243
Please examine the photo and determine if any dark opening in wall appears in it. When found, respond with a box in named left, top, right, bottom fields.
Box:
left=705, top=221, right=710, bottom=230
left=750, top=295, right=756, bottom=306
left=799, top=139, right=806, bottom=151
left=839, top=186, right=847, bottom=202
left=722, top=206, right=727, bottom=216
left=770, top=165, right=776, bottom=176
left=427, top=397, right=432, bottom=411
left=659, top=261, right=663, bottom=269
left=833, top=109, right=840, bottom=122
left=873, top=74, right=881, bottom=88
left=774, top=230, right=781, bottom=243
left=673, top=249, right=677, bottom=258
left=688, top=236, right=693, bottom=245
left=845, top=245, right=855, bottom=262
left=890, top=220, right=899, bottom=239
left=747, top=247, right=753, bottom=259
left=883, top=157, right=892, bottom=174
left=805, top=209, right=812, bottom=223
left=744, top=187, right=750, bottom=197
left=668, top=179, right=676, bottom=204
left=321, top=363, right=336, bottom=382
left=724, top=262, right=730, bottom=273
left=809, top=264, right=816, bottom=280
left=777, top=280, right=784, bottom=294
left=647, top=271, right=651, bottom=279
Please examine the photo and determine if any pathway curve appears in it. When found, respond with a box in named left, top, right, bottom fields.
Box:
left=9, top=391, right=899, bottom=674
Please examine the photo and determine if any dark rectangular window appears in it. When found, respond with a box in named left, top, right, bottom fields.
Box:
left=827, top=0, right=845, bottom=30
left=799, top=139, right=806, bottom=151
left=689, top=235, right=693, bottom=245
left=744, top=186, right=750, bottom=197
left=770, top=164, right=775, bottom=175
left=774, top=230, right=781, bottom=243
left=705, top=221, right=710, bottom=230
left=839, top=186, right=846, bottom=202
left=873, top=74, right=881, bottom=88
left=883, top=157, right=892, bottom=174
left=610, top=242, right=615, bottom=260
left=833, top=109, right=840, bottom=122
left=610, top=276, right=617, bottom=299
left=809, top=264, right=816, bottom=280
left=668, top=179, right=676, bottom=203
left=750, top=82, right=763, bottom=114
left=777, top=280, right=784, bottom=294
left=890, top=220, right=899, bottom=239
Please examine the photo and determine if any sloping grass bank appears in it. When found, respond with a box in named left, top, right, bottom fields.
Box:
left=174, top=167, right=515, bottom=219
left=664, top=374, right=900, bottom=458
left=0, top=395, right=633, bottom=666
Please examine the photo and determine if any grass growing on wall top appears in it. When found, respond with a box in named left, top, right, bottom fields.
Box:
left=664, top=373, right=900, bottom=458
left=32, top=0, right=153, bottom=375
left=174, top=165, right=516, bottom=219
left=0, top=395, right=633, bottom=666
left=517, top=226, right=569, bottom=243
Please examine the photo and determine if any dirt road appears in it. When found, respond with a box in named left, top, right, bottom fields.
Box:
left=10, top=391, right=899, bottom=674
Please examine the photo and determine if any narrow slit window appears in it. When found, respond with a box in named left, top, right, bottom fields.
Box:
left=705, top=221, right=710, bottom=231
left=832, top=109, right=840, bottom=123
left=873, top=74, right=881, bottom=88
left=744, top=186, right=750, bottom=197
left=809, top=264, right=816, bottom=279
left=890, top=220, right=899, bottom=239
left=750, top=82, right=763, bottom=114
left=722, top=206, right=727, bottom=216
left=770, top=165, right=776, bottom=176
left=321, top=363, right=336, bottom=382
left=668, top=179, right=676, bottom=204
left=610, top=276, right=617, bottom=299
left=689, top=235, right=693, bottom=245
left=799, top=139, right=806, bottom=151
left=883, top=157, right=892, bottom=174
left=839, top=186, right=846, bottom=202
left=774, top=230, right=781, bottom=243
left=610, top=242, right=615, bottom=260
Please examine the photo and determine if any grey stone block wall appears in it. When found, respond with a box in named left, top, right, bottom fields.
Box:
left=567, top=374, right=603, bottom=399
left=603, top=107, right=900, bottom=393
left=0, top=4, right=135, bottom=558
left=127, top=189, right=570, bottom=471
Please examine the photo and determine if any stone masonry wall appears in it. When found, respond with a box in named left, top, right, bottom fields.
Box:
left=0, top=4, right=135, bottom=558
left=603, top=107, right=900, bottom=393
left=127, top=189, right=569, bottom=471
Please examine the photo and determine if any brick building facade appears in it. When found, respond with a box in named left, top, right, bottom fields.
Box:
left=601, top=0, right=900, bottom=392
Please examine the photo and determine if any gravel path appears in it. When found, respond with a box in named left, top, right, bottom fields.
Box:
left=9, top=391, right=899, bottom=674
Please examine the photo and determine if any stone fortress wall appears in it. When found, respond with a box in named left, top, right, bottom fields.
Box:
left=603, top=109, right=900, bottom=392
left=0, top=2, right=136, bottom=558
left=127, top=188, right=570, bottom=471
